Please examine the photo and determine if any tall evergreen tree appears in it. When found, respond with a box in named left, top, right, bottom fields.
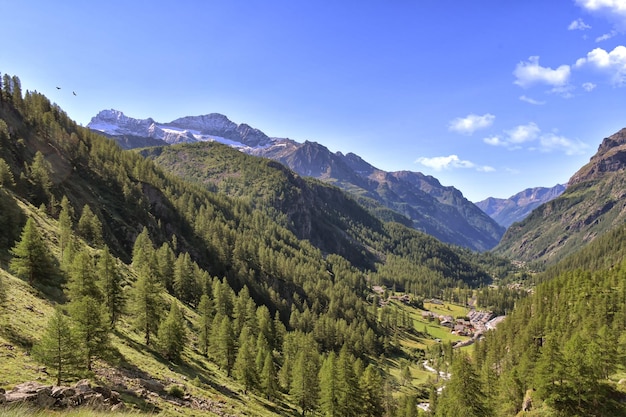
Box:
left=76, top=204, right=103, bottom=247
left=359, top=364, right=384, bottom=417
left=97, top=246, right=124, bottom=327
left=32, top=307, right=81, bottom=385
left=58, top=196, right=73, bottom=261
left=436, top=353, right=490, bottom=417
left=197, top=293, right=214, bottom=356
left=319, top=352, right=339, bottom=417
left=66, top=249, right=100, bottom=300
left=290, top=333, right=320, bottom=416
left=68, top=296, right=109, bottom=371
left=233, top=326, right=258, bottom=393
left=336, top=344, right=361, bottom=417
left=260, top=351, right=279, bottom=401
left=157, top=301, right=187, bottom=361
left=132, top=262, right=163, bottom=346
left=9, top=217, right=55, bottom=286
left=216, top=315, right=236, bottom=376
left=28, top=151, right=52, bottom=205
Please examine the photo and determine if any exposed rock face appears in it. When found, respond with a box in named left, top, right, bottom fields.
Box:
left=3, top=380, right=123, bottom=411
left=570, top=128, right=626, bottom=185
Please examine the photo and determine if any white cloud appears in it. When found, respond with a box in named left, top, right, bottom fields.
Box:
left=519, top=95, right=546, bottom=105
left=483, top=136, right=504, bottom=146
left=483, top=122, right=588, bottom=155
left=596, top=30, right=617, bottom=41
left=582, top=81, right=597, bottom=91
left=576, top=0, right=626, bottom=15
left=540, top=133, right=589, bottom=155
left=568, top=18, right=592, bottom=30
left=506, top=122, right=540, bottom=144
left=576, top=0, right=626, bottom=29
left=513, top=56, right=571, bottom=88
left=448, top=113, right=495, bottom=135
left=415, top=155, right=494, bottom=172
left=575, top=45, right=626, bottom=85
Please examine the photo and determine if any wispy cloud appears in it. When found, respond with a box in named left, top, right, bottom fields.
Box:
left=519, top=95, right=546, bottom=105
left=513, top=56, right=571, bottom=88
left=596, top=30, right=617, bottom=41
left=575, top=45, right=626, bottom=86
left=415, top=155, right=494, bottom=172
left=448, top=113, right=495, bottom=135
left=568, top=18, right=592, bottom=30
left=483, top=122, right=589, bottom=155
left=582, top=81, right=597, bottom=91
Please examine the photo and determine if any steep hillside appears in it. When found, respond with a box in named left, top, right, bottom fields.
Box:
left=89, top=110, right=505, bottom=251
left=494, top=127, right=626, bottom=267
left=0, top=74, right=510, bottom=416
left=475, top=184, right=566, bottom=228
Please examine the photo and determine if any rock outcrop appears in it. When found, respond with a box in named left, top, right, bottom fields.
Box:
left=3, top=380, right=123, bottom=411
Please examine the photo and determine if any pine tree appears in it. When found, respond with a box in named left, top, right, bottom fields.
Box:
left=28, top=151, right=52, bottom=205
left=58, top=196, right=73, bottom=260
left=32, top=307, right=81, bottom=385
left=10, top=217, right=55, bottom=285
left=260, top=351, right=279, bottom=401
left=319, top=352, right=338, bottom=417
left=216, top=315, right=236, bottom=376
left=359, top=364, right=384, bottom=417
left=197, top=294, right=213, bottom=356
left=436, top=353, right=490, bottom=417
left=97, top=246, right=124, bottom=327
left=157, top=301, right=187, bottom=361
left=66, top=249, right=100, bottom=300
left=77, top=205, right=103, bottom=247
left=132, top=262, right=163, bottom=346
left=68, top=296, right=109, bottom=371
left=233, top=326, right=258, bottom=393
left=173, top=252, right=199, bottom=306
left=290, top=333, right=320, bottom=415
left=336, top=344, right=360, bottom=417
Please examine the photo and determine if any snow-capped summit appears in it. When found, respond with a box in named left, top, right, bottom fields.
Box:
left=88, top=110, right=273, bottom=148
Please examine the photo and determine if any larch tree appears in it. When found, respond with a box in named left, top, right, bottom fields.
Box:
left=157, top=301, right=187, bottom=361
left=319, top=352, right=339, bottom=417
left=68, top=295, right=109, bottom=371
left=10, top=217, right=55, bottom=286
left=32, top=307, right=81, bottom=386
left=197, top=293, right=214, bottom=356
left=260, top=351, right=279, bottom=401
left=290, top=333, right=320, bottom=416
left=97, top=246, right=124, bottom=327
left=132, top=261, right=163, bottom=346
left=233, top=326, right=258, bottom=393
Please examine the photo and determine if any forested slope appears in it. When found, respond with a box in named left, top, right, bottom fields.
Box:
left=0, top=72, right=511, bottom=416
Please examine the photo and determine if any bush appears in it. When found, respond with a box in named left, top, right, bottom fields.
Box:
left=167, top=384, right=185, bottom=399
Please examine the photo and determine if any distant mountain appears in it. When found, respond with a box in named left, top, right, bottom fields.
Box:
left=475, top=184, right=566, bottom=228
left=89, top=110, right=505, bottom=251
left=495, top=127, right=626, bottom=266
left=88, top=109, right=272, bottom=148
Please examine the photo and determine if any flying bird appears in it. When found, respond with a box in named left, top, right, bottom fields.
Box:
left=73, top=91, right=76, bottom=96
left=56, top=86, right=61, bottom=89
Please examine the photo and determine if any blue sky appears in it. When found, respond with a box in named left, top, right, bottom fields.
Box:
left=2, top=1, right=626, bottom=201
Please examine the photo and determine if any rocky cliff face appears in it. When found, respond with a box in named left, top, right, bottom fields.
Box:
left=570, top=128, right=626, bottom=185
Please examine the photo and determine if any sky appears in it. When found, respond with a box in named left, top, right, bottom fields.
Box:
left=2, top=1, right=626, bottom=201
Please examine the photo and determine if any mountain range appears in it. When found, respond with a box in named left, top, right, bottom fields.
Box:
left=475, top=184, right=566, bottom=228
left=88, top=110, right=505, bottom=251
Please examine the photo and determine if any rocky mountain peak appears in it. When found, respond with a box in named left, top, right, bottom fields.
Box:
left=570, top=127, right=626, bottom=185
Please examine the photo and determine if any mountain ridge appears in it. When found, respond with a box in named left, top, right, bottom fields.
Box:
left=89, top=110, right=505, bottom=251
left=475, top=184, right=566, bottom=228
